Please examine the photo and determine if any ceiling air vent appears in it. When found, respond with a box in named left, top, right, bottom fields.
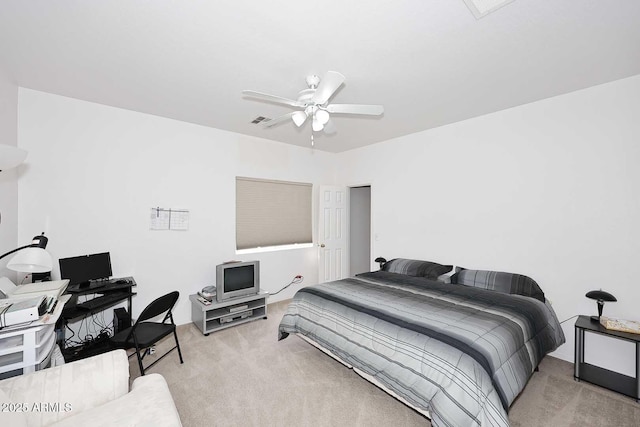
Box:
left=463, top=0, right=515, bottom=19
left=250, top=116, right=270, bottom=124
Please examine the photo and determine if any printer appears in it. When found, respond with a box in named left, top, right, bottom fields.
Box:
left=0, top=295, right=48, bottom=328
left=0, top=278, right=69, bottom=328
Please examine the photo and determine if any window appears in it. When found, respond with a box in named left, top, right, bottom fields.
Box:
left=236, top=177, right=312, bottom=251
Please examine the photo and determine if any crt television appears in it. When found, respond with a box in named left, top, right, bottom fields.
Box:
left=215, top=260, right=260, bottom=302
left=59, top=252, right=112, bottom=288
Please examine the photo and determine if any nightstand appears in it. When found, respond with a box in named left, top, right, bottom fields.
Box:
left=574, top=315, right=640, bottom=401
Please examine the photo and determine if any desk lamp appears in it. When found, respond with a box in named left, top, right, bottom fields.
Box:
left=0, top=233, right=53, bottom=273
left=585, top=289, right=617, bottom=323
left=375, top=257, right=387, bottom=270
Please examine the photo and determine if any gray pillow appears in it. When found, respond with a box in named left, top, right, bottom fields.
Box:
left=382, top=258, right=452, bottom=280
left=451, top=268, right=545, bottom=302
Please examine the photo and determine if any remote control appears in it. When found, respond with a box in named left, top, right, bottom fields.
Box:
left=197, top=296, right=211, bottom=305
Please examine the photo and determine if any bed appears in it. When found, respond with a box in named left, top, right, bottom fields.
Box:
left=278, top=259, right=565, bottom=427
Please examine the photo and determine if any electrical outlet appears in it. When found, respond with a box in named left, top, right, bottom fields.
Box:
left=149, top=346, right=156, bottom=355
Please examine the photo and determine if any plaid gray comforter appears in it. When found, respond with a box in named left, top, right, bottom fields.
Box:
left=278, top=271, right=565, bottom=427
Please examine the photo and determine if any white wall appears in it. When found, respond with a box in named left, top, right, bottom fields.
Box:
left=0, top=69, right=19, bottom=281
left=335, top=74, right=640, bottom=371
left=17, top=89, right=336, bottom=325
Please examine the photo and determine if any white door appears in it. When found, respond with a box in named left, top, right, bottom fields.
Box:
left=318, top=186, right=348, bottom=282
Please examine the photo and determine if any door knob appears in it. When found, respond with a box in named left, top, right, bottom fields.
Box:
left=318, top=243, right=325, bottom=248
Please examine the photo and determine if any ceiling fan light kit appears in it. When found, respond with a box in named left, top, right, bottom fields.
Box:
left=292, top=111, right=307, bottom=127
left=312, top=116, right=323, bottom=132
left=242, top=71, right=384, bottom=146
left=315, top=109, right=330, bottom=125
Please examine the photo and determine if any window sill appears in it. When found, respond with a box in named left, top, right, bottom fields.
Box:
left=236, top=243, right=314, bottom=255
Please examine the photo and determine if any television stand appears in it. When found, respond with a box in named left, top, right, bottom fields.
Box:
left=189, top=291, right=268, bottom=336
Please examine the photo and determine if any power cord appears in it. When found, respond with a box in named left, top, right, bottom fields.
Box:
left=64, top=323, right=82, bottom=347
left=559, top=314, right=579, bottom=325
left=270, top=275, right=304, bottom=296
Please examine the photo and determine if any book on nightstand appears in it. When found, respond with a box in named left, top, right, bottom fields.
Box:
left=599, top=316, right=640, bottom=334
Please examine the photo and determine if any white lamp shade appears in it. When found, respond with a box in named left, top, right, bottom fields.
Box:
left=312, top=115, right=324, bottom=132
left=7, top=248, right=53, bottom=273
left=315, top=109, right=330, bottom=125
left=0, top=144, right=28, bottom=171
left=291, top=111, right=307, bottom=127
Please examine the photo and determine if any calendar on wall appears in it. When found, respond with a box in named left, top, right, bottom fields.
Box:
left=149, top=207, right=190, bottom=231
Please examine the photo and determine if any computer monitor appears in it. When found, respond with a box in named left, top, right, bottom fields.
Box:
left=59, top=252, right=113, bottom=288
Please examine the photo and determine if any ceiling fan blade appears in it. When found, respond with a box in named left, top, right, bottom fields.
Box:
left=242, top=90, right=303, bottom=108
left=311, top=71, right=345, bottom=105
left=323, top=119, right=337, bottom=135
left=326, top=104, right=384, bottom=115
left=262, top=112, right=296, bottom=128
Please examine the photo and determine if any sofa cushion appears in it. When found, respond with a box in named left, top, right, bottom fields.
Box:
left=50, top=373, right=182, bottom=427
left=0, top=350, right=129, bottom=426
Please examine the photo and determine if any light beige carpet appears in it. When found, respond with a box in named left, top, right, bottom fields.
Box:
left=130, top=301, right=640, bottom=427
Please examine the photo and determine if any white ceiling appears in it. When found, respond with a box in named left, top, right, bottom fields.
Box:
left=0, top=1, right=639, bottom=153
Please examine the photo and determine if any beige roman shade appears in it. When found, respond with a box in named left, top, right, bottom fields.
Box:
left=236, top=177, right=312, bottom=250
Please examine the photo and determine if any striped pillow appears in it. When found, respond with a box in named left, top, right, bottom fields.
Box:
left=382, top=258, right=452, bottom=280
left=452, top=268, right=545, bottom=302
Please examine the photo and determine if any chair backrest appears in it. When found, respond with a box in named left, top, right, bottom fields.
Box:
left=136, top=291, right=179, bottom=323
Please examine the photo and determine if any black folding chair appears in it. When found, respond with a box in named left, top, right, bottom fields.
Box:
left=111, top=291, right=184, bottom=375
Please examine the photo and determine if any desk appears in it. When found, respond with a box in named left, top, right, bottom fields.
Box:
left=59, top=277, right=136, bottom=360
left=61, top=277, right=136, bottom=323
left=574, top=315, right=640, bottom=401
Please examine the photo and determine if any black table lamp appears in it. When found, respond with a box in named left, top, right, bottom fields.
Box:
left=374, top=257, right=387, bottom=270
left=585, top=289, right=617, bottom=322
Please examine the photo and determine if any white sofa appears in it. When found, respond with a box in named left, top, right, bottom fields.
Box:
left=0, top=350, right=182, bottom=427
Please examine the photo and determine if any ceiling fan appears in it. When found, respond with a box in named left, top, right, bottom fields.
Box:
left=242, top=71, right=384, bottom=141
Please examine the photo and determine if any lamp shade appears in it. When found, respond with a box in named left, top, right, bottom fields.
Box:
left=312, top=115, right=324, bottom=132
left=6, top=247, right=53, bottom=273
left=315, top=109, right=330, bottom=125
left=585, top=289, right=617, bottom=322
left=0, top=144, right=28, bottom=171
left=292, top=111, right=307, bottom=127
left=585, top=290, right=617, bottom=302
